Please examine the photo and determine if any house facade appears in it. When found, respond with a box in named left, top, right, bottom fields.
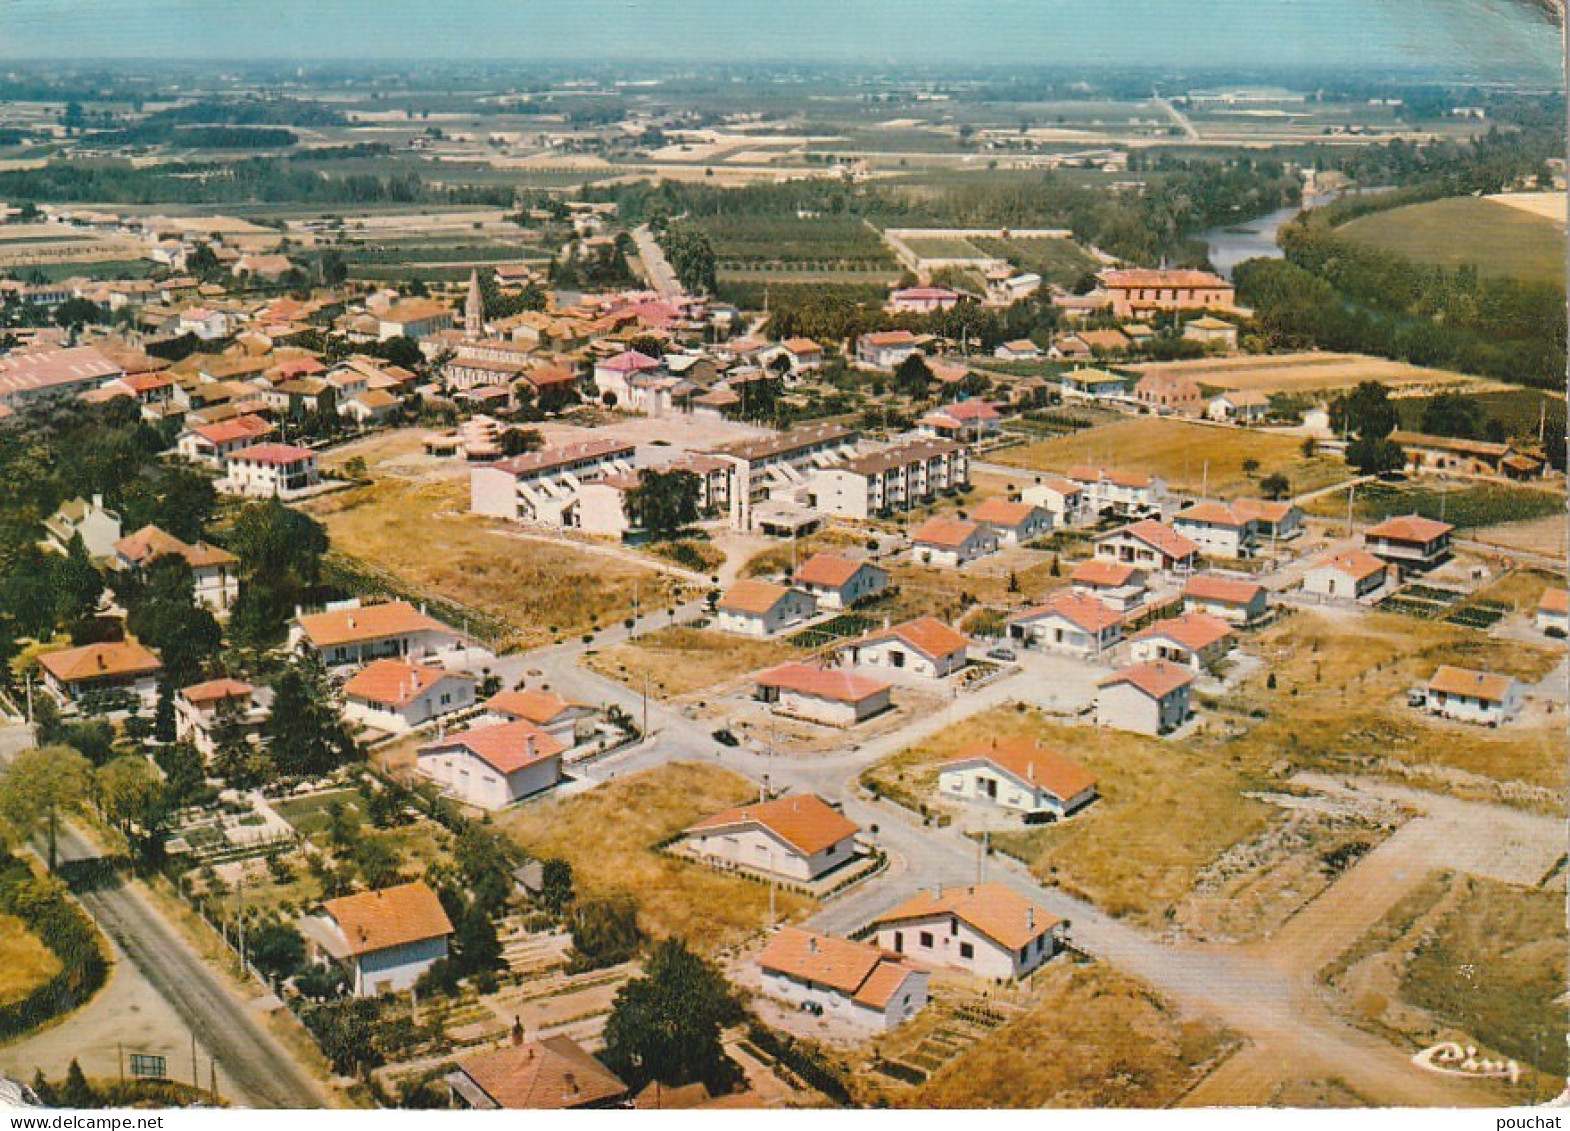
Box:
left=937, top=738, right=1098, bottom=819
left=1365, top=515, right=1455, bottom=574
left=845, top=617, right=970, bottom=679
left=754, top=662, right=893, bottom=726
left=756, top=928, right=928, bottom=1032
left=715, top=580, right=817, bottom=637
left=221, top=443, right=321, bottom=500
left=1183, top=575, right=1270, bottom=625
left=299, top=882, right=453, bottom=997
left=792, top=555, right=889, bottom=610
left=971, top=499, right=1052, bottom=545
left=292, top=600, right=469, bottom=667
left=417, top=720, right=565, bottom=810
left=1007, top=592, right=1123, bottom=657
left=1127, top=612, right=1235, bottom=673
left=808, top=438, right=969, bottom=521
left=1301, top=551, right=1388, bottom=602
left=872, top=884, right=1062, bottom=981
left=683, top=794, right=860, bottom=883
left=909, top=517, right=998, bottom=568
left=1094, top=661, right=1194, bottom=735
left=1424, top=665, right=1524, bottom=727
left=340, top=660, right=477, bottom=732
left=1095, top=520, right=1200, bottom=573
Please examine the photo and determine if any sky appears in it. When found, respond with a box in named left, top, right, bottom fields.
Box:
left=0, top=0, right=1561, bottom=79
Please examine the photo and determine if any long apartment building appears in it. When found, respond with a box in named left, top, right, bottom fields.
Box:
left=470, top=437, right=637, bottom=528
left=808, top=436, right=969, bottom=520
left=710, top=422, right=860, bottom=530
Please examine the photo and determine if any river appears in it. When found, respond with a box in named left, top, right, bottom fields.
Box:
left=1198, top=196, right=1325, bottom=279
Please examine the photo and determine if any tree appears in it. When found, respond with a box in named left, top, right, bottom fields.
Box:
left=60, top=1059, right=96, bottom=1108
left=453, top=824, right=514, bottom=917
left=1259, top=473, right=1291, bottom=501
left=568, top=894, right=643, bottom=972
left=453, top=903, right=503, bottom=977
left=210, top=697, right=270, bottom=788
left=354, top=835, right=403, bottom=890
left=1329, top=380, right=1397, bottom=441
left=227, top=500, right=329, bottom=648
left=538, top=857, right=574, bottom=916
left=263, top=659, right=359, bottom=780
left=95, top=756, right=169, bottom=865
left=1346, top=435, right=1406, bottom=477
left=1420, top=391, right=1485, bottom=439
left=894, top=353, right=932, bottom=399
left=1241, top=457, right=1260, bottom=478
left=599, top=938, right=743, bottom=1093
left=122, top=556, right=221, bottom=688
left=50, top=534, right=103, bottom=631
left=0, top=745, right=93, bottom=871
left=154, top=741, right=207, bottom=808
left=249, top=921, right=306, bottom=983
left=1300, top=436, right=1318, bottom=458
left=625, top=470, right=701, bottom=540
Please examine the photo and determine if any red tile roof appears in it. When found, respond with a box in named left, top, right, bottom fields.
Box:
left=971, top=499, right=1042, bottom=529
left=320, top=881, right=453, bottom=956
left=1184, top=574, right=1265, bottom=606
left=859, top=616, right=970, bottom=660
left=228, top=442, right=315, bottom=467
left=1009, top=591, right=1122, bottom=633
left=420, top=719, right=564, bottom=775
left=180, top=677, right=254, bottom=706
left=942, top=737, right=1097, bottom=801
left=1312, top=550, right=1386, bottom=583
left=909, top=517, right=983, bottom=549
left=687, top=794, right=859, bottom=856
left=38, top=638, right=161, bottom=683
left=455, top=1037, right=626, bottom=1110
left=484, top=688, right=579, bottom=726
left=1109, top=520, right=1200, bottom=561
left=718, top=579, right=797, bottom=616
left=1538, top=588, right=1568, bottom=615
left=297, top=601, right=455, bottom=648
left=1428, top=664, right=1516, bottom=703
left=874, top=883, right=1058, bottom=952
left=794, top=553, right=870, bottom=589
left=1366, top=515, right=1455, bottom=544
left=754, top=662, right=892, bottom=704
left=1130, top=611, right=1234, bottom=652
left=1097, top=659, right=1194, bottom=699
left=1071, top=559, right=1142, bottom=589
left=342, top=660, right=470, bottom=709
left=756, top=927, right=917, bottom=1009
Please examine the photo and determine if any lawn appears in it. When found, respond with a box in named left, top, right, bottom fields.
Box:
left=890, top=962, right=1232, bottom=1108
left=862, top=705, right=1273, bottom=925
left=1301, top=480, right=1566, bottom=531
left=0, top=913, right=61, bottom=1006
left=306, top=479, right=692, bottom=648
left=993, top=416, right=1347, bottom=498
left=1337, top=196, right=1566, bottom=286
left=497, top=762, right=811, bottom=951
left=270, top=789, right=365, bottom=838
left=583, top=626, right=798, bottom=699
left=1225, top=609, right=1565, bottom=796
left=900, top=236, right=988, bottom=260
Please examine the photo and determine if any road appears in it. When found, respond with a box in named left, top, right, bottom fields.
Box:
left=0, top=723, right=327, bottom=1109
left=630, top=224, right=683, bottom=299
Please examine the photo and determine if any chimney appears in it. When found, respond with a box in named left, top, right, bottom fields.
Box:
left=563, top=1072, right=578, bottom=1099
left=510, top=1016, right=525, bottom=1046
left=807, top=935, right=818, bottom=954
left=1027, top=908, right=1035, bottom=933
left=92, top=493, right=103, bottom=509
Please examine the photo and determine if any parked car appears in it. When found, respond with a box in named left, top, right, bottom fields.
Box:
left=986, top=645, right=1017, bottom=662
left=712, top=728, right=740, bottom=747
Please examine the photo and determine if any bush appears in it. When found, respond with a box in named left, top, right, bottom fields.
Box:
left=0, top=863, right=108, bottom=1041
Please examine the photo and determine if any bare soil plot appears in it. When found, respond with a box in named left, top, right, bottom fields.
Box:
left=1128, top=352, right=1490, bottom=396
left=993, top=415, right=1347, bottom=497
left=1224, top=609, right=1565, bottom=798
left=1326, top=872, right=1566, bottom=1092
left=1486, top=190, right=1566, bottom=222
left=305, top=479, right=691, bottom=648
left=863, top=705, right=1272, bottom=925
left=869, top=962, right=1233, bottom=1108
left=584, top=626, right=798, bottom=699
left=0, top=913, right=61, bottom=1006
left=498, top=763, right=811, bottom=952
left=1467, top=515, right=1568, bottom=561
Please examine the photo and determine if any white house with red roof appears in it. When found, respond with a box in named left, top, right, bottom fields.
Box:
left=113, top=524, right=240, bottom=612
left=1128, top=612, right=1235, bottom=673
left=1095, top=519, right=1200, bottom=573
left=220, top=442, right=320, bottom=499
left=855, top=330, right=922, bottom=370
left=715, top=580, right=817, bottom=637
left=971, top=498, right=1052, bottom=545
left=299, top=882, right=453, bottom=997
left=791, top=554, right=889, bottom=610
left=937, top=737, right=1098, bottom=819
left=1065, top=466, right=1165, bottom=518
left=1021, top=477, right=1089, bottom=527
left=417, top=720, right=565, bottom=810
left=871, top=883, right=1062, bottom=980
left=753, top=662, right=893, bottom=726
left=1173, top=501, right=1258, bottom=559
left=1301, top=551, right=1389, bottom=602
left=175, top=678, right=265, bottom=759
left=918, top=400, right=1002, bottom=444
left=1007, top=592, right=1123, bottom=656
left=340, top=659, right=477, bottom=732
left=889, top=285, right=962, bottom=314
left=909, top=516, right=998, bottom=568
left=769, top=338, right=826, bottom=374
left=292, top=600, right=470, bottom=667
left=591, top=349, right=664, bottom=407
left=1095, top=660, right=1195, bottom=735
left=683, top=794, right=861, bottom=883
left=1183, top=574, right=1269, bottom=626
left=1364, top=514, right=1455, bottom=574
left=1535, top=588, right=1568, bottom=636
left=756, top=928, right=928, bottom=1032
left=1424, top=665, right=1524, bottom=727
left=1069, top=559, right=1148, bottom=612
left=844, top=617, right=970, bottom=679
left=483, top=689, right=596, bottom=744
left=176, top=414, right=275, bottom=467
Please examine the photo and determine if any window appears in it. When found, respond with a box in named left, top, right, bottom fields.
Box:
left=919, top=931, right=934, bottom=949
left=950, top=917, right=959, bottom=936
left=960, top=942, right=974, bottom=960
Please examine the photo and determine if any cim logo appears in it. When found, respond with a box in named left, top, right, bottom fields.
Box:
left=1412, top=1041, right=1522, bottom=1085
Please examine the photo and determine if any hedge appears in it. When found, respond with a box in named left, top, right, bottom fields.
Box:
left=0, top=859, right=109, bottom=1040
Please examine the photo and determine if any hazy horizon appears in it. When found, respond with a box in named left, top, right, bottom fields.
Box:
left=0, top=0, right=1561, bottom=81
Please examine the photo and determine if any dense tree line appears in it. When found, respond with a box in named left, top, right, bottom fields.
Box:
left=654, top=220, right=718, bottom=294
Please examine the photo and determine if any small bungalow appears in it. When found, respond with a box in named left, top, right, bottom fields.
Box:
left=1424, top=665, right=1524, bottom=727
left=300, top=882, right=453, bottom=997
left=683, top=794, right=860, bottom=883
left=715, top=579, right=817, bottom=637
left=1095, top=660, right=1195, bottom=736
left=1206, top=390, right=1270, bottom=424
left=1301, top=551, right=1388, bottom=602
left=292, top=600, right=469, bottom=667
left=1069, top=559, right=1148, bottom=612
left=340, top=659, right=477, bottom=733
left=1535, top=588, right=1568, bottom=636
left=909, top=517, right=999, bottom=568
left=482, top=689, right=595, bottom=743
left=971, top=498, right=1052, bottom=545
left=1127, top=612, right=1235, bottom=673
left=1007, top=592, right=1123, bottom=657
left=756, top=928, right=928, bottom=1032
left=1094, top=520, right=1201, bottom=573
left=844, top=617, right=970, bottom=679
left=417, top=720, right=566, bottom=811
left=446, top=1038, right=628, bottom=1111
left=754, top=662, right=893, bottom=727
left=792, top=554, right=890, bottom=610
left=1183, top=574, right=1270, bottom=626
left=38, top=638, right=161, bottom=706
left=937, top=737, right=1098, bottom=819
left=871, top=883, right=1062, bottom=981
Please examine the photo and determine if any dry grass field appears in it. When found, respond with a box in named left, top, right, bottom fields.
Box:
left=584, top=626, right=798, bottom=699
left=306, top=479, right=692, bottom=647
left=1338, top=196, right=1565, bottom=286
left=863, top=705, right=1272, bottom=924
left=1128, top=352, right=1489, bottom=396
left=874, top=962, right=1233, bottom=1108
left=0, top=913, right=61, bottom=1006
left=498, top=763, right=810, bottom=951
left=993, top=416, right=1347, bottom=497
left=1228, top=609, right=1565, bottom=797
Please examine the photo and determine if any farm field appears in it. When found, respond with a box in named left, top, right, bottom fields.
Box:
left=498, top=762, right=810, bottom=951
left=696, top=214, right=895, bottom=272
left=1396, top=388, right=1566, bottom=442
left=304, top=478, right=691, bottom=648
left=583, top=626, right=797, bottom=700
left=1337, top=196, right=1566, bottom=286
left=993, top=415, right=1347, bottom=497
left=862, top=705, right=1272, bottom=925
left=898, top=235, right=989, bottom=260
left=1127, top=352, right=1489, bottom=396
left=968, top=235, right=1099, bottom=286
left=1301, top=480, right=1566, bottom=532
left=0, top=913, right=60, bottom=1006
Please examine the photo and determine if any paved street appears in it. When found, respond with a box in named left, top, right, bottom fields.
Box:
left=630, top=224, right=683, bottom=299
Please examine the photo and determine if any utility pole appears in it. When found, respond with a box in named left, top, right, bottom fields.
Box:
left=641, top=672, right=649, bottom=739
left=1345, top=480, right=1356, bottom=539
